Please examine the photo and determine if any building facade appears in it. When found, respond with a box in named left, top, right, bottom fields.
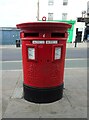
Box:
left=0, top=27, right=20, bottom=45
left=38, top=0, right=88, bottom=42
left=39, top=0, right=87, bottom=20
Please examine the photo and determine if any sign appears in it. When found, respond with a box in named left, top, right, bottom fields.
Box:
left=46, top=41, right=58, bottom=44
left=28, top=48, right=35, bottom=60
left=32, top=41, right=45, bottom=44
left=55, top=47, right=61, bottom=60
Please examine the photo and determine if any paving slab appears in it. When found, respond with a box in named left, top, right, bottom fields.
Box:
left=3, top=72, right=19, bottom=90
left=38, top=94, right=72, bottom=118
left=2, top=70, right=22, bottom=117
left=11, top=71, right=23, bottom=99
left=11, top=87, right=23, bottom=99
left=64, top=68, right=87, bottom=89
left=3, top=99, right=40, bottom=118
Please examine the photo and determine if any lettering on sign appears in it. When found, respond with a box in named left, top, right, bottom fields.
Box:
left=46, top=41, right=58, bottom=44
left=32, top=41, right=45, bottom=44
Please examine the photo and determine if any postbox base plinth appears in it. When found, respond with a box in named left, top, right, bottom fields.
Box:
left=23, top=84, right=63, bottom=103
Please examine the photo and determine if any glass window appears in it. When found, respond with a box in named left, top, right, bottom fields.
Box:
left=63, top=0, right=68, bottom=5
left=48, top=13, right=53, bottom=20
left=62, top=13, right=67, bottom=20
left=48, top=0, right=54, bottom=5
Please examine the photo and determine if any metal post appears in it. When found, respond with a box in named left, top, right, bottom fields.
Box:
left=37, top=0, right=39, bottom=21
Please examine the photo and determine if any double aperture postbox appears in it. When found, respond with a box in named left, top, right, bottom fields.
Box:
left=16, top=22, right=71, bottom=103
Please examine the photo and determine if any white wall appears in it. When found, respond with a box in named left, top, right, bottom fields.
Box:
left=39, top=0, right=48, bottom=20
left=39, top=0, right=88, bottom=20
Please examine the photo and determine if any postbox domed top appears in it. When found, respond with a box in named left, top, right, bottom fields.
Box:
left=16, top=22, right=72, bottom=31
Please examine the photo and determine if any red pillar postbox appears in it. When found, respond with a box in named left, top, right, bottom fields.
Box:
left=16, top=22, right=71, bottom=103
